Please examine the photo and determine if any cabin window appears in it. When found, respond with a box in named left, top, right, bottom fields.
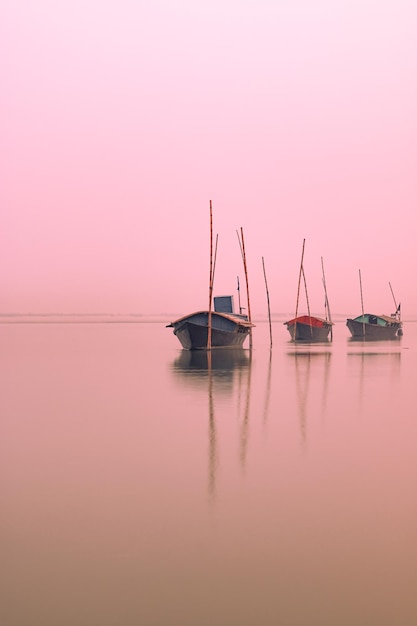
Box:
left=369, top=315, right=377, bottom=325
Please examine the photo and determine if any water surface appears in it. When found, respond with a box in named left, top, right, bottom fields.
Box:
left=2, top=318, right=416, bottom=625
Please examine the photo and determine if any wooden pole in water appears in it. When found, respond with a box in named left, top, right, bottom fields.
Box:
left=321, top=256, right=332, bottom=341
left=262, top=257, right=273, bottom=349
left=237, top=228, right=252, bottom=349
left=359, top=269, right=365, bottom=338
left=294, top=238, right=306, bottom=342
left=207, top=201, right=214, bottom=350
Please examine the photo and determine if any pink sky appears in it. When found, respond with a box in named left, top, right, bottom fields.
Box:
left=2, top=0, right=417, bottom=316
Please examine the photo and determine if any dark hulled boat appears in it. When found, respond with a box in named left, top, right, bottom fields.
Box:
left=346, top=275, right=403, bottom=340
left=168, top=201, right=254, bottom=351
left=167, top=295, right=254, bottom=350
left=284, top=240, right=333, bottom=343
left=285, top=314, right=333, bottom=342
left=346, top=308, right=402, bottom=340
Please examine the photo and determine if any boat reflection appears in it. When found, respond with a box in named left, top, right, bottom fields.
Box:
left=171, top=348, right=250, bottom=393
left=287, top=350, right=332, bottom=445
left=172, top=347, right=250, bottom=371
left=347, top=349, right=401, bottom=407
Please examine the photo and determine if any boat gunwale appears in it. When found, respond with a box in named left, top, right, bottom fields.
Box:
left=284, top=315, right=333, bottom=328
left=170, top=310, right=255, bottom=328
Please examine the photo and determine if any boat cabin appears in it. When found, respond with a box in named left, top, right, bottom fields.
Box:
left=214, top=295, right=235, bottom=314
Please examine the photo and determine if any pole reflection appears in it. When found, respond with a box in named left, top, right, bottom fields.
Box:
left=346, top=346, right=402, bottom=409
left=287, top=349, right=332, bottom=446
left=171, top=348, right=253, bottom=500
left=262, top=351, right=273, bottom=427
left=172, top=348, right=250, bottom=392
left=238, top=350, right=252, bottom=475
left=207, top=351, right=217, bottom=500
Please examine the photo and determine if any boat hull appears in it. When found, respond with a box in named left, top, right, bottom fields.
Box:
left=168, top=311, right=252, bottom=350
left=284, top=316, right=333, bottom=342
left=346, top=316, right=402, bottom=340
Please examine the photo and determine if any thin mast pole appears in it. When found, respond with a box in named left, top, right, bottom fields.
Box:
left=207, top=234, right=218, bottom=358
left=237, top=228, right=252, bottom=349
left=207, top=201, right=213, bottom=350
left=389, top=281, right=397, bottom=309
left=302, top=266, right=313, bottom=338
left=294, top=238, right=306, bottom=342
left=359, top=269, right=365, bottom=338
left=388, top=281, right=400, bottom=319
left=212, top=234, right=219, bottom=286
left=262, top=256, right=273, bottom=349
left=321, top=256, right=332, bottom=341
left=302, top=267, right=311, bottom=317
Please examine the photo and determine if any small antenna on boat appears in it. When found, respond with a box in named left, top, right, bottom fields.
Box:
left=237, top=276, right=242, bottom=314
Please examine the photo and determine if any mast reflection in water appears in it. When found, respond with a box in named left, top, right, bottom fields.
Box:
left=286, top=350, right=332, bottom=445
left=171, top=348, right=253, bottom=499
left=347, top=345, right=402, bottom=412
left=3, top=319, right=417, bottom=626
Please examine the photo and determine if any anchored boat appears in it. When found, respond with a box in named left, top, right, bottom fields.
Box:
left=167, top=201, right=254, bottom=350
left=285, top=314, right=333, bottom=342
left=346, top=275, right=403, bottom=340
left=167, top=295, right=253, bottom=350
left=284, top=240, right=333, bottom=342
left=346, top=311, right=402, bottom=339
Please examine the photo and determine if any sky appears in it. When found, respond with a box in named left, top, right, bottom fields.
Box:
left=2, top=0, right=417, bottom=317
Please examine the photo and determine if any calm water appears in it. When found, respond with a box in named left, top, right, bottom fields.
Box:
left=2, top=317, right=417, bottom=626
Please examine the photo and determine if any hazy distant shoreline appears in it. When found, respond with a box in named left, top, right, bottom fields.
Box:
left=1, top=313, right=416, bottom=324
